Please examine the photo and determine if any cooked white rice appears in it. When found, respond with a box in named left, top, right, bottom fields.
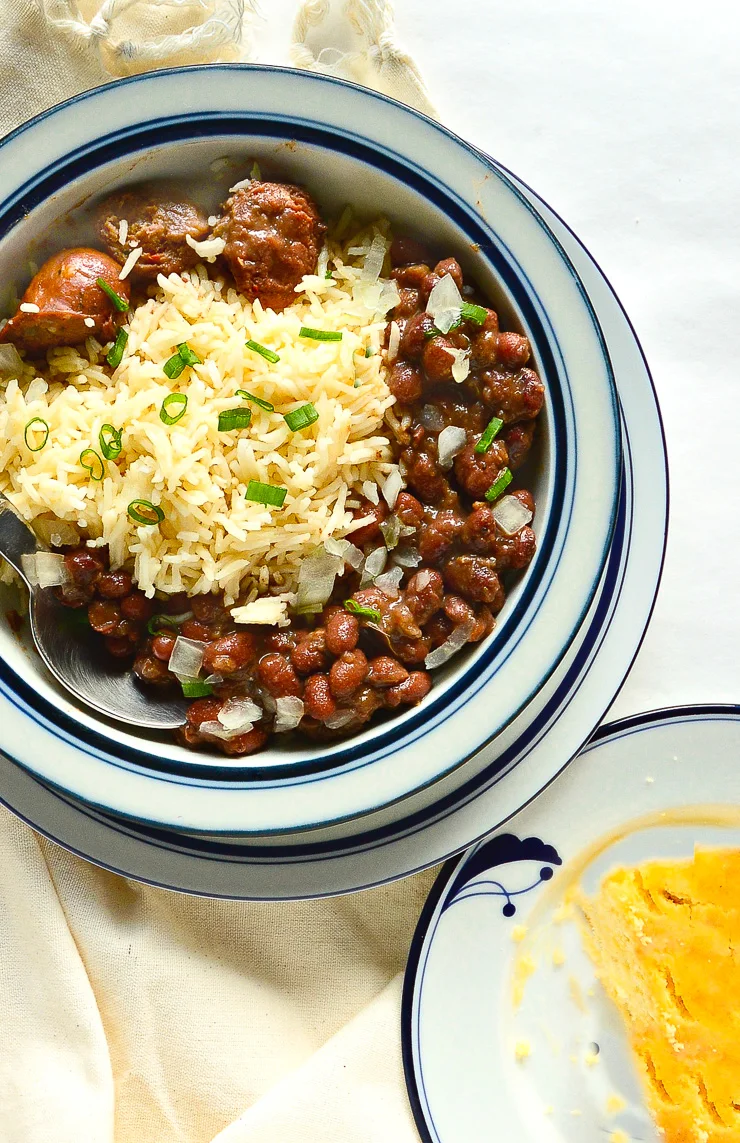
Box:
left=0, top=221, right=403, bottom=606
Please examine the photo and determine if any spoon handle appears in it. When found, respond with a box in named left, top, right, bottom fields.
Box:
left=0, top=495, right=43, bottom=581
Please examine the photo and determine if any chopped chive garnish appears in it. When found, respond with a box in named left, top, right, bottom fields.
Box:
left=325, top=270, right=334, bottom=279
left=99, top=424, right=123, bottom=460
left=96, top=278, right=128, bottom=312
left=177, top=342, right=202, bottom=367
left=344, top=599, right=382, bottom=623
left=160, top=393, right=188, bottom=425
left=447, top=316, right=462, bottom=332
left=484, top=467, right=513, bottom=502
left=365, top=346, right=374, bottom=357
left=147, top=614, right=178, bottom=636
left=128, top=499, right=165, bottom=526
left=424, top=328, right=437, bottom=339
left=80, top=448, right=105, bottom=481
left=475, top=416, right=505, bottom=454
left=461, top=301, right=488, bottom=325
left=284, top=403, right=319, bottom=433
left=245, top=480, right=287, bottom=508
left=106, top=326, right=128, bottom=368
left=236, top=389, right=275, bottom=412
left=299, top=326, right=343, bottom=342
left=245, top=339, right=280, bottom=364
left=218, top=407, right=252, bottom=432
left=180, top=678, right=213, bottom=698
left=23, top=416, right=49, bottom=452
left=163, top=353, right=186, bottom=380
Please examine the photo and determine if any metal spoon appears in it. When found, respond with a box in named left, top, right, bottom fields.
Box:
left=0, top=496, right=188, bottom=730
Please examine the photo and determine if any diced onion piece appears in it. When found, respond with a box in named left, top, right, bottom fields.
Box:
left=228, top=177, right=252, bottom=192
left=316, top=245, right=329, bottom=278
left=414, top=568, right=433, bottom=590
left=204, top=674, right=223, bottom=686
left=198, top=720, right=250, bottom=742
left=492, top=494, right=534, bottom=536
left=437, top=425, right=468, bottom=470
left=20, top=554, right=39, bottom=586
left=442, top=345, right=471, bottom=383
left=21, top=552, right=69, bottom=588
left=324, top=536, right=364, bottom=570
left=377, top=280, right=401, bottom=314
left=118, top=219, right=129, bottom=246
left=420, top=403, right=445, bottom=431
left=0, top=344, right=25, bottom=378
left=295, top=546, right=343, bottom=612
left=324, top=709, right=355, bottom=729
left=362, top=480, right=379, bottom=505
left=379, top=514, right=401, bottom=550
left=217, top=697, right=261, bottom=730
left=426, top=273, right=464, bottom=333
left=118, top=246, right=142, bottom=280
left=185, top=233, right=227, bottom=260
left=168, top=636, right=207, bottom=679
left=382, top=467, right=403, bottom=510
left=387, top=320, right=401, bottom=362
left=374, top=567, right=404, bottom=597
left=360, top=546, right=387, bottom=586
left=231, top=598, right=290, bottom=627
left=274, top=696, right=305, bottom=733
left=33, top=518, right=79, bottom=547
left=392, top=543, right=422, bottom=568
left=424, top=617, right=476, bottom=670
left=361, top=233, right=388, bottom=282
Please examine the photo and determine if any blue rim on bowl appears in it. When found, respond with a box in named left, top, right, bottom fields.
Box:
left=0, top=65, right=620, bottom=833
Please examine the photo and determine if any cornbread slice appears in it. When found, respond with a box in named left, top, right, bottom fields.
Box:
left=577, top=849, right=740, bottom=1143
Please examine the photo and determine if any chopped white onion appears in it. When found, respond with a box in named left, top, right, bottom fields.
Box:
left=360, top=546, right=387, bottom=586
left=362, top=480, right=379, bottom=505
left=382, top=467, right=403, bottom=510
left=424, top=617, right=476, bottom=670
left=231, top=597, right=289, bottom=626
left=204, top=674, right=223, bottom=686
left=420, top=403, right=445, bottom=431
left=379, top=514, right=401, bottom=550
left=33, top=518, right=79, bottom=548
left=0, top=344, right=25, bottom=378
left=361, top=234, right=388, bottom=282
left=392, top=543, right=422, bottom=568
left=437, top=425, right=468, bottom=470
left=185, top=233, right=227, bottom=260
left=414, top=568, right=433, bottom=590
left=198, top=720, right=251, bottom=742
left=295, top=546, right=343, bottom=612
left=492, top=494, right=533, bottom=536
left=228, top=177, right=253, bottom=192
left=118, top=245, right=142, bottom=280
left=387, top=320, right=401, bottom=362
left=324, top=536, right=364, bottom=570
left=377, top=280, right=401, bottom=314
left=324, top=709, right=355, bottom=729
left=168, top=636, right=207, bottom=680
left=316, top=245, right=330, bottom=278
left=374, top=567, right=404, bottom=597
left=21, top=551, right=69, bottom=589
left=118, top=219, right=129, bottom=246
left=425, top=273, right=463, bottom=334
left=274, top=696, right=305, bottom=733
left=441, top=345, right=471, bottom=383
left=20, top=554, right=38, bottom=586
left=218, top=697, right=262, bottom=730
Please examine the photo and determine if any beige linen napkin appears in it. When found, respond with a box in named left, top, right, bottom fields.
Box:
left=0, top=4, right=436, bottom=1141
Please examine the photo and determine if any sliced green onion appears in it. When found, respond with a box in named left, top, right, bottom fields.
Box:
left=344, top=599, right=382, bottom=623
left=425, top=319, right=462, bottom=339
left=245, top=339, right=280, bottom=364
left=484, top=467, right=513, bottom=503
left=99, top=424, right=123, bottom=461
left=177, top=342, right=203, bottom=367
left=461, top=301, right=488, bottom=325
left=299, top=326, right=343, bottom=342
left=218, top=407, right=252, bottom=432
left=160, top=393, right=188, bottom=425
left=147, top=614, right=178, bottom=636
left=475, top=416, right=504, bottom=454
left=284, top=403, right=319, bottom=433
left=96, top=278, right=128, bottom=312
left=80, top=448, right=104, bottom=481
left=181, top=678, right=213, bottom=698
left=128, top=499, right=164, bottom=526
left=325, top=270, right=334, bottom=280
left=163, top=353, right=186, bottom=380
left=245, top=480, right=287, bottom=508
left=236, top=389, right=275, bottom=412
left=23, top=416, right=49, bottom=452
left=106, top=326, right=128, bottom=368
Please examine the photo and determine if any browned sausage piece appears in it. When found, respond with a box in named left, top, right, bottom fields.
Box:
left=97, top=184, right=210, bottom=281
left=0, top=249, right=130, bottom=351
left=213, top=181, right=325, bottom=312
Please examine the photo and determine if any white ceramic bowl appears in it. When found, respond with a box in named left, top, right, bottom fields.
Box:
left=0, top=65, right=620, bottom=834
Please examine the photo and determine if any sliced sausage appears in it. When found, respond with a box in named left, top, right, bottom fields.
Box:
left=97, top=184, right=210, bottom=281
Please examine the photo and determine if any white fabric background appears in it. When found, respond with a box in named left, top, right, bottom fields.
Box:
left=0, top=1, right=736, bottom=1140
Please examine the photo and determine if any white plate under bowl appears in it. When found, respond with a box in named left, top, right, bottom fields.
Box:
left=402, top=705, right=740, bottom=1143
left=0, top=164, right=667, bottom=897
left=0, top=65, right=620, bottom=835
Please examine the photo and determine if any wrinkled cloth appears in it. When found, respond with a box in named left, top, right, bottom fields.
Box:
left=0, top=4, right=435, bottom=1142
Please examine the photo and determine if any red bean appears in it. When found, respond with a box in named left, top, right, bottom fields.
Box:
left=64, top=548, right=104, bottom=587
left=88, top=600, right=122, bottom=635
left=325, top=611, right=359, bottom=655
left=453, top=439, right=509, bottom=500
left=291, top=629, right=328, bottom=674
left=133, top=649, right=172, bottom=680
left=151, top=634, right=176, bottom=661
left=443, top=594, right=476, bottom=626
left=257, top=653, right=303, bottom=697
left=106, top=636, right=136, bottom=659
left=390, top=235, right=432, bottom=267
left=349, top=498, right=388, bottom=546
left=417, top=508, right=465, bottom=561
left=395, top=491, right=424, bottom=530
left=265, top=630, right=298, bottom=654
left=191, top=594, right=225, bottom=623
left=392, top=287, right=421, bottom=318
left=496, top=330, right=531, bottom=368
left=367, top=656, right=409, bottom=687
left=461, top=505, right=498, bottom=554
left=97, top=570, right=133, bottom=598
left=399, top=311, right=437, bottom=360
left=202, top=631, right=256, bottom=675
left=422, top=336, right=456, bottom=383
left=303, top=673, right=337, bottom=720
left=218, top=726, right=269, bottom=757
left=432, top=257, right=464, bottom=291
left=120, top=591, right=155, bottom=622
left=180, top=619, right=211, bottom=642
left=391, top=636, right=431, bottom=665
left=385, top=671, right=432, bottom=708
left=329, top=649, right=368, bottom=698
left=388, top=361, right=423, bottom=403
left=185, top=697, right=224, bottom=727
left=404, top=568, right=445, bottom=624
left=443, top=556, right=505, bottom=608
